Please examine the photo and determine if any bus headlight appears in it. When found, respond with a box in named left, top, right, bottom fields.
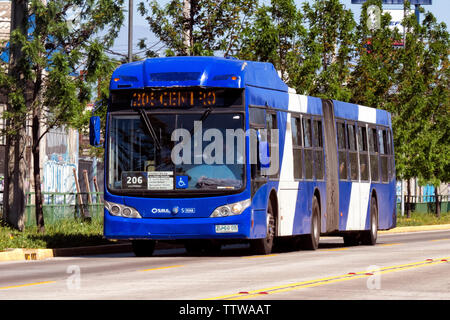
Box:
left=210, top=199, right=251, bottom=218
left=104, top=200, right=142, bottom=218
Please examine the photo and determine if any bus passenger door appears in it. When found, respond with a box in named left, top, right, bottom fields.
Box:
left=322, top=99, right=339, bottom=233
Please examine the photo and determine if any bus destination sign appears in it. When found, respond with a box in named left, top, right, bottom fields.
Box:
left=131, top=90, right=220, bottom=108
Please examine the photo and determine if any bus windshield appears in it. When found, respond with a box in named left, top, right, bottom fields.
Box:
left=107, top=111, right=245, bottom=193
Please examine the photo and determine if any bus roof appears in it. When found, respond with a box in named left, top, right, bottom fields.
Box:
left=110, top=56, right=288, bottom=92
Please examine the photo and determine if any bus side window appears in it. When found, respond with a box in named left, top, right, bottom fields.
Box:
left=249, top=107, right=265, bottom=180
left=347, top=123, right=358, bottom=181
left=291, top=115, right=303, bottom=179
left=337, top=121, right=348, bottom=180
left=266, top=112, right=279, bottom=178
left=303, top=117, right=313, bottom=180
left=379, top=128, right=389, bottom=183
left=387, top=129, right=394, bottom=180
left=358, top=124, right=369, bottom=181
left=313, top=118, right=324, bottom=180
left=369, top=127, right=379, bottom=182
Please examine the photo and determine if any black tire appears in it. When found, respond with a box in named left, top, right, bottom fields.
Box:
left=251, top=201, right=275, bottom=255
left=132, top=240, right=156, bottom=257
left=301, top=196, right=321, bottom=250
left=361, top=196, right=378, bottom=245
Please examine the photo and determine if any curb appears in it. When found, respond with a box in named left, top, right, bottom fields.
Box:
left=0, top=248, right=55, bottom=262
left=0, top=241, right=184, bottom=262
left=379, top=224, right=450, bottom=234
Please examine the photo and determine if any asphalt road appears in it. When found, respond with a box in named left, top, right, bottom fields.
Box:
left=0, top=230, right=449, bottom=300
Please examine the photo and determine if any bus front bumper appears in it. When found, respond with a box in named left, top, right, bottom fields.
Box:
left=104, top=212, right=256, bottom=240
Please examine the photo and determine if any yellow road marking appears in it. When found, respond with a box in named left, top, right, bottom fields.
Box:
left=0, top=281, right=56, bottom=290
left=378, top=243, right=402, bottom=247
left=430, top=238, right=450, bottom=242
left=140, top=265, right=183, bottom=272
left=243, top=254, right=279, bottom=259
left=205, top=257, right=450, bottom=300
left=322, top=248, right=349, bottom=251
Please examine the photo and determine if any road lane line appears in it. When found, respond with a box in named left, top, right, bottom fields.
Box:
left=0, top=281, right=56, bottom=290
left=430, top=238, right=450, bottom=242
left=322, top=248, right=349, bottom=251
left=139, top=265, right=183, bottom=272
left=378, top=243, right=402, bottom=247
left=243, top=254, right=279, bottom=259
left=205, top=257, right=450, bottom=300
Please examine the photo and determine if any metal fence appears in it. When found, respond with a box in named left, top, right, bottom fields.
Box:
left=396, top=194, right=450, bottom=214
left=23, top=192, right=104, bottom=227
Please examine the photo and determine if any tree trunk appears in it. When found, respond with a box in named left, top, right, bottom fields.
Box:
left=406, top=178, right=411, bottom=218
left=4, top=132, right=27, bottom=231
left=3, top=0, right=29, bottom=231
left=434, top=186, right=440, bottom=219
left=32, top=111, right=45, bottom=233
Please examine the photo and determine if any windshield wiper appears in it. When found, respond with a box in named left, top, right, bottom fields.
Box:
left=137, top=108, right=161, bottom=150
left=190, top=108, right=212, bottom=136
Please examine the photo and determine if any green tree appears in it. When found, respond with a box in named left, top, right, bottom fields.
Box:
left=137, top=0, right=257, bottom=56
left=348, top=0, right=402, bottom=110
left=385, top=3, right=449, bottom=217
left=408, top=11, right=449, bottom=217
left=238, top=0, right=304, bottom=84
left=292, top=0, right=355, bottom=101
left=0, top=0, right=124, bottom=231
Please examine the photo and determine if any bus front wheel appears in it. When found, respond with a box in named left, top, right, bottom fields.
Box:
left=251, top=201, right=275, bottom=255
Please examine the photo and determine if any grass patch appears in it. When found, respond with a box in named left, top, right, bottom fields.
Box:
left=396, top=211, right=450, bottom=227
left=0, top=216, right=112, bottom=251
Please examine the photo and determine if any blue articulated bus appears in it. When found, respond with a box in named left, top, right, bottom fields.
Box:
left=91, top=56, right=397, bottom=256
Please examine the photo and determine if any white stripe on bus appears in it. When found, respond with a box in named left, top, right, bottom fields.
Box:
left=358, top=105, right=377, bottom=124
left=346, top=182, right=371, bottom=230
left=277, top=93, right=307, bottom=236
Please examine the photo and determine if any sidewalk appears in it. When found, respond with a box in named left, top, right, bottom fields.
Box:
left=1, top=224, right=449, bottom=262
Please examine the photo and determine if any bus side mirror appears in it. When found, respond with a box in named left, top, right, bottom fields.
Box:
left=89, top=116, right=101, bottom=146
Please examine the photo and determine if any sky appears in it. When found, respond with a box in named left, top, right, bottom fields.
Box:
left=111, top=0, right=450, bottom=57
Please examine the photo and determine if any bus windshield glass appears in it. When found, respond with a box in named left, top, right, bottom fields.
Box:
left=108, top=112, right=245, bottom=193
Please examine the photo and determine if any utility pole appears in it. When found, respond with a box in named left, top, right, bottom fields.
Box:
left=183, top=0, right=192, bottom=55
left=128, top=0, right=133, bottom=63
left=4, top=0, right=29, bottom=230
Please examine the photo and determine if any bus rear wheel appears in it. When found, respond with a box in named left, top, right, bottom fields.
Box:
left=132, top=240, right=156, bottom=257
left=251, top=201, right=275, bottom=255
left=361, top=196, right=378, bottom=245
left=301, top=195, right=321, bottom=250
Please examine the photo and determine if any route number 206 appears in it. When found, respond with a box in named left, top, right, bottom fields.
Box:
left=127, top=176, right=143, bottom=184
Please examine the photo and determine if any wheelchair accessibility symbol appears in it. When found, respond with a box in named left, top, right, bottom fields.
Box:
left=176, top=175, right=188, bottom=189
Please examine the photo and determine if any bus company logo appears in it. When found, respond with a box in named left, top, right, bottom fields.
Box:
left=151, top=208, right=171, bottom=214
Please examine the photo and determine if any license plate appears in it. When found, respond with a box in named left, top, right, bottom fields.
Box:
left=215, top=224, right=239, bottom=233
